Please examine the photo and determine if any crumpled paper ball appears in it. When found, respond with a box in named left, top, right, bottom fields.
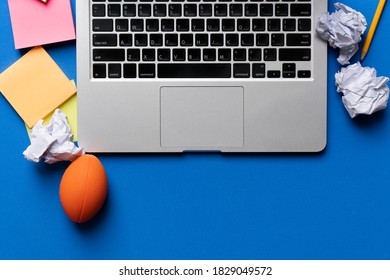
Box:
left=23, top=109, right=84, bottom=164
left=316, top=2, right=367, bottom=65
left=335, top=63, right=390, bottom=118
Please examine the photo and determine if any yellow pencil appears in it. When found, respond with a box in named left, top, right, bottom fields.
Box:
left=361, top=0, right=387, bottom=61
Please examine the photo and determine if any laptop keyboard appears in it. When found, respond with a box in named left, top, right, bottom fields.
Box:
left=91, top=0, right=313, bottom=79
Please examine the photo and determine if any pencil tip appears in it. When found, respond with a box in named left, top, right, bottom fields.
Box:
left=360, top=52, right=366, bottom=62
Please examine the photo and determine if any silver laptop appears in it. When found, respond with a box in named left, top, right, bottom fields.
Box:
left=76, top=0, right=327, bottom=152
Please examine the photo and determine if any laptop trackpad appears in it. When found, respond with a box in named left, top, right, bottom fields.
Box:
left=160, top=87, right=244, bottom=147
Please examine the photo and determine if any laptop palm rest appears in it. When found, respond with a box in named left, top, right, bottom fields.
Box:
left=160, top=87, right=244, bottom=148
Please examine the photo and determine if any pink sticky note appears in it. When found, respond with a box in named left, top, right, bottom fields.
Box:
left=8, top=0, right=76, bottom=49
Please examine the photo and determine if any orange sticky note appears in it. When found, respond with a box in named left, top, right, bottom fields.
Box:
left=0, top=46, right=77, bottom=128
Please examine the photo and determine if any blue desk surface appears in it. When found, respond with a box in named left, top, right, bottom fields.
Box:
left=1, top=0, right=390, bottom=260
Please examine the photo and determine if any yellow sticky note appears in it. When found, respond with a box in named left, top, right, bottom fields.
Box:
left=25, top=83, right=78, bottom=142
left=0, top=46, right=76, bottom=128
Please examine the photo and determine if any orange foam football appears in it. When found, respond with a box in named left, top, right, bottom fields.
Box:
left=60, top=154, right=108, bottom=223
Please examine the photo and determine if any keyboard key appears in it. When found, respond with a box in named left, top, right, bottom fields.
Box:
left=287, top=33, right=311, bottom=46
left=172, top=49, right=186, bottom=61
left=268, top=18, right=281, bottom=31
left=233, top=49, right=246, bottom=61
left=271, top=33, right=284, bottom=46
left=93, top=64, right=106, bottom=78
left=154, top=4, right=167, bottom=17
left=226, top=34, right=238, bottom=46
left=275, top=4, right=288, bottom=16
left=234, top=64, right=250, bottom=78
left=123, top=4, right=136, bottom=17
left=135, top=34, right=147, bottom=46
left=249, top=48, right=261, bottom=61
left=241, top=34, right=254, bottom=46
left=192, top=19, right=205, bottom=31
left=161, top=19, right=174, bottom=31
left=165, top=34, right=178, bottom=46
left=279, top=48, right=311, bottom=61
left=298, top=18, right=311, bottom=31
left=199, top=4, right=212, bottom=16
left=184, top=4, right=197, bottom=16
left=115, top=19, right=129, bottom=31
left=291, top=4, right=311, bottom=16
left=218, top=49, right=231, bottom=61
left=253, top=19, right=266, bottom=31
left=237, top=19, right=250, bottom=31
left=215, top=4, right=228, bottom=16
left=203, top=49, right=216, bottom=61
left=158, top=49, right=170, bottom=61
left=230, top=4, right=243, bottom=16
left=108, top=63, right=121, bottom=78
left=298, top=70, right=311, bottom=78
left=138, top=4, right=151, bottom=17
left=92, top=4, right=105, bottom=17
left=264, top=48, right=277, bottom=61
left=268, top=70, right=281, bottom=78
left=177, top=19, right=190, bottom=31
left=124, top=64, right=137, bottom=78
left=260, top=4, right=273, bottom=16
left=207, top=19, right=220, bottom=31
left=131, top=19, right=144, bottom=31
left=93, top=49, right=125, bottom=61
left=256, top=34, right=269, bottom=46
left=146, top=19, right=159, bottom=31
left=142, top=49, right=155, bottom=61
left=158, top=64, right=231, bottom=78
left=108, top=4, right=121, bottom=16
left=180, top=34, right=193, bottom=46
left=195, top=33, right=208, bottom=46
left=282, top=63, right=296, bottom=78
left=139, top=64, right=156, bottom=78
left=283, top=18, right=296, bottom=31
left=93, top=19, right=113, bottom=32
left=119, top=34, right=132, bottom=46
left=210, top=33, right=223, bottom=46
left=169, top=4, right=182, bottom=16
left=245, top=4, right=257, bottom=16
left=253, top=63, right=265, bottom=78
left=127, top=49, right=140, bottom=61
left=188, top=49, right=201, bottom=61
left=150, top=33, right=163, bottom=46
left=93, top=34, right=117, bottom=46
left=222, top=19, right=235, bottom=31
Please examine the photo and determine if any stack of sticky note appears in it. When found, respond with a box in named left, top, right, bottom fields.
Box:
left=0, top=47, right=78, bottom=140
left=1, top=0, right=79, bottom=142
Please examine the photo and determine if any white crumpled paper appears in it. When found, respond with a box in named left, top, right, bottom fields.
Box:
left=316, top=2, right=367, bottom=65
left=335, top=63, right=390, bottom=118
left=23, top=109, right=84, bottom=164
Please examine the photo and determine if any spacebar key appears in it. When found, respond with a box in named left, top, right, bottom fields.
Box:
left=158, top=64, right=231, bottom=78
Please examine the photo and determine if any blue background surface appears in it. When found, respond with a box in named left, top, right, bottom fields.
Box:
left=1, top=0, right=390, bottom=260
